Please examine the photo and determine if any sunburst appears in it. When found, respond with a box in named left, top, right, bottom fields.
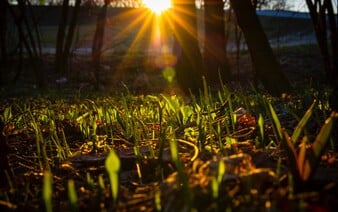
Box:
left=143, top=0, right=172, bottom=15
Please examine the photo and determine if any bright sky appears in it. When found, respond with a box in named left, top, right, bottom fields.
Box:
left=289, top=0, right=309, bottom=12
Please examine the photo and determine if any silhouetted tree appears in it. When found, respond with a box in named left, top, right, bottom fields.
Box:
left=305, top=0, right=338, bottom=86
left=0, top=118, right=10, bottom=189
left=54, top=0, right=81, bottom=74
left=1, top=0, right=44, bottom=87
left=0, top=0, right=8, bottom=85
left=229, top=0, right=292, bottom=96
left=92, top=0, right=110, bottom=89
left=171, top=0, right=204, bottom=95
left=203, top=0, right=231, bottom=83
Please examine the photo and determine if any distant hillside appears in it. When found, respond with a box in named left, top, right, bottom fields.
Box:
left=257, top=10, right=311, bottom=19
left=256, top=10, right=316, bottom=47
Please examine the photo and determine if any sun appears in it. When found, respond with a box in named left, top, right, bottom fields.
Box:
left=143, top=0, right=172, bottom=14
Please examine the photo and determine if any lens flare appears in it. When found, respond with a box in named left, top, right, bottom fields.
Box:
left=162, top=67, right=176, bottom=83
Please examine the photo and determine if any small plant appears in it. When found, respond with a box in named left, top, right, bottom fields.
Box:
left=257, top=113, right=265, bottom=147
left=43, top=171, right=53, bottom=212
left=67, top=179, right=78, bottom=212
left=28, top=110, right=50, bottom=171
left=281, top=104, right=338, bottom=189
left=168, top=131, right=192, bottom=210
left=105, top=150, right=120, bottom=206
left=211, top=159, right=225, bottom=200
left=268, top=102, right=283, bottom=142
left=161, top=94, right=194, bottom=127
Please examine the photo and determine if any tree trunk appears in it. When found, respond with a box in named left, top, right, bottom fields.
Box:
left=229, top=0, right=292, bottom=96
left=0, top=132, right=10, bottom=189
left=171, top=0, right=204, bottom=95
left=326, top=0, right=338, bottom=85
left=55, top=0, right=69, bottom=74
left=8, top=0, right=44, bottom=87
left=54, top=0, right=81, bottom=75
left=306, top=0, right=338, bottom=86
left=203, top=0, right=231, bottom=83
left=63, top=0, right=81, bottom=73
left=92, top=0, right=109, bottom=89
left=0, top=0, right=8, bottom=85
left=18, top=0, right=44, bottom=87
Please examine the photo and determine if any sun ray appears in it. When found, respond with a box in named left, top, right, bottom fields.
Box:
left=108, top=3, right=201, bottom=92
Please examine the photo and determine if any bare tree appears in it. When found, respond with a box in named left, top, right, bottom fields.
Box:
left=203, top=0, right=231, bottom=83
left=92, top=0, right=111, bottom=89
left=54, top=0, right=81, bottom=74
left=171, top=0, right=204, bottom=95
left=0, top=0, right=8, bottom=85
left=1, top=0, right=44, bottom=87
left=229, top=0, right=292, bottom=96
left=305, top=0, right=338, bottom=86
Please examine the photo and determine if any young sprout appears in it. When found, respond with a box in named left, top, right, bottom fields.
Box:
left=169, top=136, right=192, bottom=210
left=155, top=189, right=162, bottom=211
left=268, top=102, right=282, bottom=142
left=43, top=171, right=53, bottom=212
left=67, top=179, right=78, bottom=212
left=212, top=159, right=225, bottom=200
left=105, top=150, right=120, bottom=206
left=258, top=114, right=265, bottom=146
left=282, top=111, right=338, bottom=188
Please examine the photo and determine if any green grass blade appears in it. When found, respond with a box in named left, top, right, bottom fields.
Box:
left=297, top=136, right=308, bottom=178
left=311, top=112, right=337, bottom=158
left=105, top=150, right=120, bottom=205
left=43, top=171, right=53, bottom=212
left=3, top=106, right=12, bottom=123
left=258, top=113, right=264, bottom=144
left=302, top=112, right=337, bottom=181
left=291, top=100, right=316, bottom=143
left=281, top=129, right=300, bottom=182
left=67, top=180, right=78, bottom=212
left=268, top=103, right=282, bottom=141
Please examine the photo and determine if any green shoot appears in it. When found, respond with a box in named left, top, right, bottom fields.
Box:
left=169, top=135, right=192, bottom=210
left=155, top=189, right=162, bottom=211
left=212, top=159, right=226, bottom=200
left=86, top=172, right=94, bottom=190
left=258, top=114, right=264, bottom=146
left=211, top=177, right=219, bottom=200
left=291, top=100, right=316, bottom=143
left=268, top=102, right=283, bottom=142
left=98, top=174, right=105, bottom=191
left=67, top=180, right=78, bottom=212
left=105, top=150, right=120, bottom=206
left=43, top=171, right=53, bottom=212
left=282, top=111, right=338, bottom=186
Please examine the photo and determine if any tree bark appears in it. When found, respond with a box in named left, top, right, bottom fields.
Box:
left=7, top=0, right=44, bottom=87
left=171, top=0, right=204, bottom=95
left=54, top=0, right=81, bottom=75
left=55, top=0, right=69, bottom=74
left=306, top=0, right=338, bottom=86
left=229, top=0, right=292, bottom=96
left=0, top=123, right=10, bottom=189
left=203, top=0, right=231, bottom=83
left=63, top=0, right=81, bottom=72
left=92, top=0, right=109, bottom=89
left=0, top=0, right=8, bottom=85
